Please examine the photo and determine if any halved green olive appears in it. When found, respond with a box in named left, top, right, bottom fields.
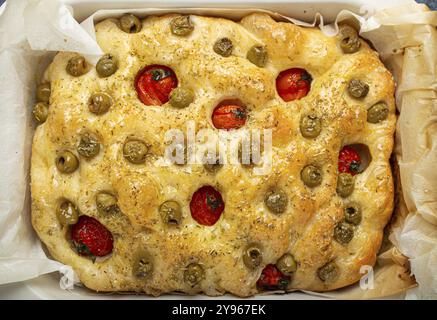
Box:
left=66, top=56, right=88, bottom=77
left=77, top=133, right=100, bottom=159
left=132, top=251, right=153, bottom=279
left=119, top=14, right=142, bottom=33
left=203, top=152, right=223, bottom=173
left=169, top=87, right=194, bottom=109
left=344, top=202, right=362, bottom=225
left=171, top=143, right=187, bottom=166
left=96, top=54, right=118, bottom=78
left=334, top=222, right=354, bottom=244
left=204, top=162, right=222, bottom=173
left=238, top=140, right=263, bottom=167
left=36, top=83, right=51, bottom=103
left=276, top=254, right=297, bottom=276
left=56, top=200, right=79, bottom=225
left=336, top=173, right=355, bottom=198
left=159, top=200, right=182, bottom=225
left=348, top=79, right=369, bottom=99
left=301, top=165, right=323, bottom=188
left=213, top=38, right=233, bottom=57
left=184, top=263, right=204, bottom=286
left=33, top=102, right=49, bottom=123
left=96, top=192, right=120, bottom=215
left=367, top=102, right=389, bottom=124
left=300, top=114, right=322, bottom=139
left=317, top=262, right=339, bottom=282
left=170, top=16, right=194, bottom=36
left=339, top=25, right=361, bottom=54
left=89, top=92, right=113, bottom=115
left=243, top=244, right=262, bottom=270
left=247, top=45, right=267, bottom=67
left=55, top=150, right=79, bottom=174
left=123, top=139, right=149, bottom=164
left=264, top=189, right=288, bottom=214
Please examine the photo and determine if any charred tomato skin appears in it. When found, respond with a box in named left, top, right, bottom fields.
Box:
left=338, top=146, right=361, bottom=176
left=257, top=264, right=291, bottom=291
left=71, top=215, right=114, bottom=257
left=212, top=104, right=247, bottom=130
left=135, top=65, right=178, bottom=105
left=276, top=68, right=312, bottom=102
left=190, top=186, right=225, bottom=226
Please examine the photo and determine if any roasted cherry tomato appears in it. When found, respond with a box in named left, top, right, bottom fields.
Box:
left=257, top=264, right=291, bottom=291
left=190, top=186, right=224, bottom=226
left=212, top=103, right=247, bottom=130
left=134, top=65, right=178, bottom=105
left=338, top=146, right=361, bottom=176
left=71, top=215, right=113, bottom=258
left=276, top=68, right=312, bottom=102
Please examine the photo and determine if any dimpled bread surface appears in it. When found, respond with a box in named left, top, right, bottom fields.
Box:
left=31, top=13, right=396, bottom=296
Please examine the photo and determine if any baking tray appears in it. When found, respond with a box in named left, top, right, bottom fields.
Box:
left=64, top=0, right=413, bottom=22
left=0, top=0, right=416, bottom=300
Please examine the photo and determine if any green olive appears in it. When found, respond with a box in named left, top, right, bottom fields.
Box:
left=119, top=14, right=142, bottom=33
left=239, top=145, right=254, bottom=167
left=344, top=202, right=362, bottom=225
left=317, top=262, right=339, bottom=282
left=96, top=54, right=118, bottom=78
left=171, top=143, right=187, bottom=166
left=66, top=56, right=88, bottom=77
left=213, top=38, right=233, bottom=57
left=123, top=139, right=149, bottom=164
left=170, top=16, right=194, bottom=36
left=339, top=25, right=361, bottom=54
left=348, top=79, right=369, bottom=99
left=89, top=92, right=113, bottom=115
left=159, top=200, right=182, bottom=225
left=247, top=45, right=267, bottom=67
left=33, top=102, right=49, bottom=123
left=77, top=132, right=100, bottom=159
left=238, top=141, right=263, bottom=167
left=36, top=83, right=51, bottom=103
left=264, top=189, right=288, bottom=214
left=242, top=244, right=262, bottom=270
left=301, top=165, right=323, bottom=188
left=300, top=114, right=322, bottom=139
left=276, top=253, right=297, bottom=276
left=184, top=263, right=204, bottom=286
left=56, top=200, right=79, bottom=225
left=203, top=153, right=223, bottom=173
left=367, top=102, right=389, bottom=124
left=334, top=222, right=354, bottom=244
left=96, top=192, right=120, bottom=215
left=169, top=87, right=194, bottom=109
left=132, top=251, right=153, bottom=279
left=55, top=150, right=79, bottom=174
left=336, top=173, right=355, bottom=198
left=204, top=162, right=223, bottom=173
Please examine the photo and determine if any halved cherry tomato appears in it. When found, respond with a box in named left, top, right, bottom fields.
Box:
left=190, top=186, right=224, bottom=226
left=134, top=65, right=178, bottom=105
left=257, top=264, right=291, bottom=291
left=71, top=215, right=113, bottom=257
left=338, top=146, right=361, bottom=176
left=276, top=68, right=312, bottom=102
left=212, top=103, right=247, bottom=130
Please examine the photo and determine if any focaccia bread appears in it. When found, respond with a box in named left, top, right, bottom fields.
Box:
left=31, top=13, right=396, bottom=297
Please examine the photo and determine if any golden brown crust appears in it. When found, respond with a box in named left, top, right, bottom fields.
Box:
left=31, top=13, right=396, bottom=296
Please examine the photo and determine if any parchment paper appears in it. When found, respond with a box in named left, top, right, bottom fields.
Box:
left=0, top=0, right=435, bottom=299
left=360, top=3, right=437, bottom=299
